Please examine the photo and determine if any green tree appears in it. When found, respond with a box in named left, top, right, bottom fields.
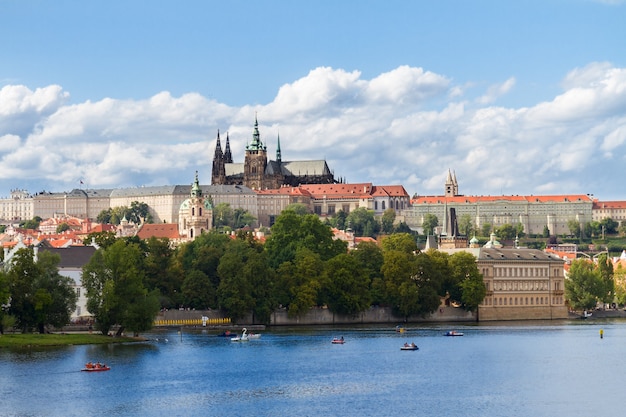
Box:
left=351, top=241, right=384, bottom=305
left=321, top=253, right=371, bottom=316
left=600, top=218, right=618, bottom=235
left=542, top=225, right=550, bottom=238
left=449, top=251, right=485, bottom=312
left=567, top=219, right=581, bottom=238
left=275, top=248, right=325, bottom=317
left=20, top=217, right=41, bottom=230
left=346, top=207, right=380, bottom=237
left=216, top=240, right=256, bottom=323
left=565, top=259, right=604, bottom=311
left=233, top=208, right=256, bottom=229
left=82, top=239, right=159, bottom=336
left=496, top=224, right=516, bottom=241
left=5, top=248, right=76, bottom=333
left=265, top=211, right=347, bottom=269
left=329, top=209, right=348, bottom=230
left=143, top=237, right=180, bottom=308
left=181, top=270, right=214, bottom=309
left=422, top=213, right=438, bottom=235
left=0, top=267, right=11, bottom=334
left=56, top=223, right=70, bottom=233
left=596, top=253, right=615, bottom=305
left=381, top=233, right=417, bottom=254
left=129, top=201, right=153, bottom=224
left=86, top=231, right=117, bottom=249
left=213, top=202, right=234, bottom=230
left=481, top=222, right=492, bottom=237
left=381, top=208, right=396, bottom=234
left=457, top=214, right=475, bottom=237
left=284, top=203, right=311, bottom=216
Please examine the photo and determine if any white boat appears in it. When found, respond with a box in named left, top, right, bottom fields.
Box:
left=247, top=332, right=261, bottom=339
left=231, top=328, right=250, bottom=342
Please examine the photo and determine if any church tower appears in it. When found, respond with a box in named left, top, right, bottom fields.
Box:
left=179, top=171, right=213, bottom=240
left=211, top=131, right=226, bottom=185
left=243, top=116, right=267, bottom=190
left=445, top=169, right=458, bottom=197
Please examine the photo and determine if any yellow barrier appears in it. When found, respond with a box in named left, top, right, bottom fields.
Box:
left=153, top=317, right=231, bottom=326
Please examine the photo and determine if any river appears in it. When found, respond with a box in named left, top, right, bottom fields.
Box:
left=1, top=319, right=624, bottom=416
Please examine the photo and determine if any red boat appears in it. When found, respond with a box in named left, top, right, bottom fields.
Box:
left=82, top=362, right=110, bottom=372
left=331, top=337, right=345, bottom=344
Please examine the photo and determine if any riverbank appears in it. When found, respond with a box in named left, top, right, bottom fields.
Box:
left=0, top=333, right=144, bottom=348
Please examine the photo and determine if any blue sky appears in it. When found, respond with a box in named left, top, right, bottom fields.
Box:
left=1, top=0, right=625, bottom=201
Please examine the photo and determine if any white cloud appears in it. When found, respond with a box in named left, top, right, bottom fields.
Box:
left=1, top=63, right=626, bottom=200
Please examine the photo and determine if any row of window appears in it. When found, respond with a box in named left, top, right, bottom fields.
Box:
left=482, top=296, right=564, bottom=306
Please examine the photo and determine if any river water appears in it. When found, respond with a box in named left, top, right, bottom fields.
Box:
left=1, top=319, right=624, bottom=417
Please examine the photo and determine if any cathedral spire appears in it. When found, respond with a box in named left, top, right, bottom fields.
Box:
left=213, top=130, right=223, bottom=158
left=276, top=130, right=282, bottom=164
left=224, top=132, right=233, bottom=163
left=247, top=113, right=265, bottom=151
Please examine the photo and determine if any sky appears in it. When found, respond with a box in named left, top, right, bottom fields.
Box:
left=1, top=0, right=626, bottom=201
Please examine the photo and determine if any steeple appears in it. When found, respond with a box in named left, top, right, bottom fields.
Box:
left=276, top=130, right=282, bottom=164
left=211, top=130, right=226, bottom=185
left=191, top=170, right=202, bottom=198
left=247, top=113, right=265, bottom=151
left=224, top=132, right=233, bottom=163
left=213, top=130, right=223, bottom=158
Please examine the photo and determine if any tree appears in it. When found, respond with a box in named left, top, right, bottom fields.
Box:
left=449, top=252, right=486, bottom=312
left=233, top=208, right=256, bottom=229
left=284, top=203, right=311, bottom=216
left=567, top=219, right=581, bottom=238
left=181, top=270, right=214, bottom=310
left=129, top=201, right=153, bottom=224
left=86, top=231, right=117, bottom=249
left=565, top=259, right=604, bottom=311
left=600, top=218, right=618, bottom=235
left=480, top=223, right=492, bottom=237
left=596, top=253, right=615, bottom=305
left=321, top=253, right=371, bottom=316
left=213, top=203, right=234, bottom=229
left=5, top=248, right=77, bottom=333
left=0, top=268, right=12, bottom=334
left=329, top=210, right=348, bottom=230
left=381, top=208, right=396, bottom=234
left=265, top=211, right=347, bottom=269
left=457, top=214, right=475, bottom=237
left=346, top=207, right=380, bottom=238
left=56, top=223, right=70, bottom=233
left=143, top=237, right=180, bottom=308
left=381, top=233, right=417, bottom=253
left=82, top=239, right=159, bottom=336
left=20, top=217, right=41, bottom=230
left=422, top=214, right=438, bottom=235
left=496, top=224, right=516, bottom=241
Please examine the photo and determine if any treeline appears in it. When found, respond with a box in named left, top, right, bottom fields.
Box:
left=84, top=208, right=485, bottom=333
left=0, top=207, right=486, bottom=335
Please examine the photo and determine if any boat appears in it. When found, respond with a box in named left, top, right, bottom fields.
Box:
left=395, top=325, right=405, bottom=333
left=401, top=343, right=418, bottom=351
left=217, top=330, right=236, bottom=337
left=247, top=332, right=261, bottom=339
left=444, top=330, right=464, bottom=337
left=82, top=362, right=110, bottom=372
left=331, top=337, right=345, bottom=344
left=231, top=328, right=250, bottom=342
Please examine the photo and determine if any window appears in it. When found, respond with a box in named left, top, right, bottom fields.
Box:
left=314, top=206, right=322, bottom=215
left=328, top=205, right=335, bottom=215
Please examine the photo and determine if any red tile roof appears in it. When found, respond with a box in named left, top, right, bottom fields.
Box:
left=411, top=194, right=593, bottom=204
left=136, top=223, right=181, bottom=240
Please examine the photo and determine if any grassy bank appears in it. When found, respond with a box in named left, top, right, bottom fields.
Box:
left=0, top=333, right=143, bottom=348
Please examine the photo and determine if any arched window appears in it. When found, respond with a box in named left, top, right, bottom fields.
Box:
left=192, top=207, right=195, bottom=216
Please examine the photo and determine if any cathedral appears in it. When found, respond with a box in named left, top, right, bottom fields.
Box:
left=211, top=117, right=337, bottom=190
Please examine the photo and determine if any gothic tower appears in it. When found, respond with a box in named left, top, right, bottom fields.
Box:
left=243, top=116, right=267, bottom=190
left=445, top=169, right=458, bottom=197
left=211, top=131, right=226, bottom=185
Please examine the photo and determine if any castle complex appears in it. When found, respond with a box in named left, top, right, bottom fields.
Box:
left=211, top=117, right=336, bottom=189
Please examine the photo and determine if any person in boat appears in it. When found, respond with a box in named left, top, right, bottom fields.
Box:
left=86, top=362, right=94, bottom=369
left=404, top=342, right=409, bottom=347
left=411, top=343, right=416, bottom=348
